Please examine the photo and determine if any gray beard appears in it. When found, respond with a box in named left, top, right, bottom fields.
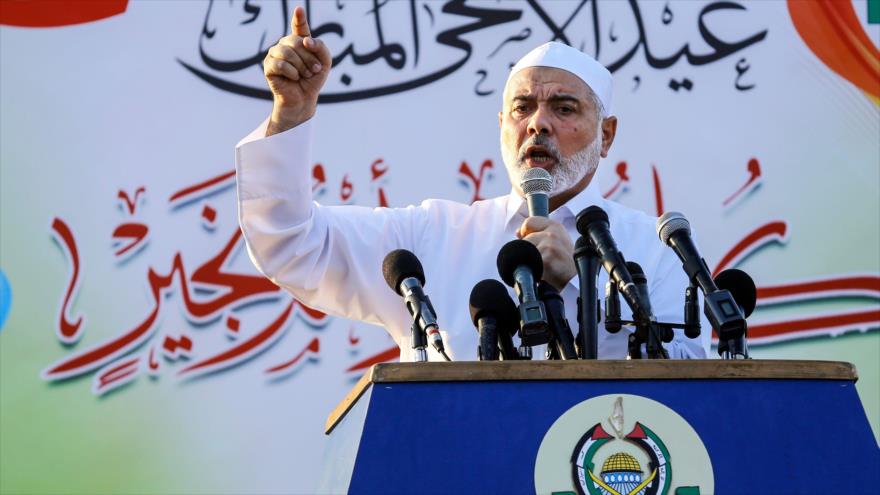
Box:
left=501, top=130, right=602, bottom=195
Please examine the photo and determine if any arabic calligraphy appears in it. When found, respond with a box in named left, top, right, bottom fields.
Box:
left=458, top=159, right=494, bottom=204
left=179, top=0, right=769, bottom=102
left=45, top=147, right=880, bottom=397
left=43, top=155, right=420, bottom=395
left=50, top=218, right=84, bottom=345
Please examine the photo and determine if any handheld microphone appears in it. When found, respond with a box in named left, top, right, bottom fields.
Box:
left=573, top=236, right=601, bottom=358
left=656, top=212, right=745, bottom=341
left=520, top=168, right=552, bottom=217
left=538, top=282, right=577, bottom=360
left=496, top=239, right=550, bottom=347
left=382, top=249, right=446, bottom=361
left=714, top=268, right=757, bottom=359
left=576, top=206, right=652, bottom=324
left=469, top=279, right=520, bottom=361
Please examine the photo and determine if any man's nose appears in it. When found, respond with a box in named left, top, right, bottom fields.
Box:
left=527, top=105, right=552, bottom=136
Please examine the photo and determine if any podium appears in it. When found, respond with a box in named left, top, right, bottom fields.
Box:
left=319, top=361, right=879, bottom=494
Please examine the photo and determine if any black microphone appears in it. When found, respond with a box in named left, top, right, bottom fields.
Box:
left=576, top=206, right=652, bottom=324
left=714, top=269, right=757, bottom=359
left=683, top=284, right=701, bottom=339
left=382, top=249, right=446, bottom=362
left=573, top=236, right=601, bottom=359
left=538, top=282, right=577, bottom=360
left=627, top=261, right=670, bottom=359
left=656, top=212, right=746, bottom=341
left=715, top=269, right=757, bottom=318
left=520, top=168, right=552, bottom=217
left=604, top=279, right=622, bottom=333
left=625, top=262, right=654, bottom=319
left=497, top=239, right=550, bottom=349
left=469, top=279, right=520, bottom=361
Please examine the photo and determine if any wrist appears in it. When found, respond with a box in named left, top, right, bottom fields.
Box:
left=267, top=103, right=316, bottom=136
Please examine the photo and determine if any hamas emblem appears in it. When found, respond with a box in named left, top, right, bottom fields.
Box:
left=534, top=395, right=713, bottom=495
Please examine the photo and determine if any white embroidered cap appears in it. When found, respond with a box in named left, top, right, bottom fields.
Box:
left=506, top=41, right=613, bottom=115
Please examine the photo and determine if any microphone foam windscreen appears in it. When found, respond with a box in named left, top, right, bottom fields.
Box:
left=625, top=261, right=647, bottom=284
left=469, top=279, right=518, bottom=327
left=382, top=249, right=425, bottom=295
left=496, top=239, right=544, bottom=287
left=575, top=205, right=609, bottom=236
left=714, top=269, right=757, bottom=317
left=656, top=211, right=690, bottom=245
left=520, top=167, right=553, bottom=195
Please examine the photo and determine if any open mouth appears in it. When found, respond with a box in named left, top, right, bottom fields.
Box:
left=523, top=146, right=557, bottom=167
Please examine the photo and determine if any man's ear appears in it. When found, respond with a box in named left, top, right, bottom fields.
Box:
left=498, top=111, right=503, bottom=128
left=600, top=116, right=618, bottom=158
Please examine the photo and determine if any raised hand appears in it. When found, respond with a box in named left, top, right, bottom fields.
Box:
left=263, top=6, right=332, bottom=136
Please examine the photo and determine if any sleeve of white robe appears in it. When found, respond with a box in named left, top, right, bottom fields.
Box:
left=234, top=119, right=428, bottom=333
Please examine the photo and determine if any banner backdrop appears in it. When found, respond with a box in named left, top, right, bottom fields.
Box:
left=1, top=1, right=878, bottom=493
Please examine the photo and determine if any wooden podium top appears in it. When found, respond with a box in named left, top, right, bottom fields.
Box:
left=325, top=359, right=856, bottom=433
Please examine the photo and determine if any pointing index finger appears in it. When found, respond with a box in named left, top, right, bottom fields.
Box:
left=291, top=6, right=311, bottom=38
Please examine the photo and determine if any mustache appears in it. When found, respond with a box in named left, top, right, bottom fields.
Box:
left=516, top=135, right=561, bottom=163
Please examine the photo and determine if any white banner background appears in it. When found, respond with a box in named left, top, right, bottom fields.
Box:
left=1, top=1, right=878, bottom=493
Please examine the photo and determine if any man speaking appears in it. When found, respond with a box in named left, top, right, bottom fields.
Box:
left=235, top=7, right=711, bottom=361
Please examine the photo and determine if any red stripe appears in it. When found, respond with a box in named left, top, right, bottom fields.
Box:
left=758, top=275, right=880, bottom=299
left=0, top=0, right=128, bottom=27
left=651, top=165, right=664, bottom=216
left=346, top=346, right=400, bottom=373
left=265, top=337, right=320, bottom=374
left=749, top=309, right=880, bottom=339
left=178, top=300, right=294, bottom=376
left=45, top=306, right=158, bottom=377
left=713, top=222, right=787, bottom=277
left=168, top=170, right=236, bottom=203
left=102, top=357, right=140, bottom=378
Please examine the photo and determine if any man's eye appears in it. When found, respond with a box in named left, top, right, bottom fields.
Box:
left=514, top=105, right=529, bottom=113
left=557, top=106, right=574, bottom=114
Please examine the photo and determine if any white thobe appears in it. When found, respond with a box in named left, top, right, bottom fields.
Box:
left=235, top=119, right=712, bottom=362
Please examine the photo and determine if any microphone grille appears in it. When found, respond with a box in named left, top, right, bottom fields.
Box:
left=382, top=249, right=425, bottom=295
left=519, top=168, right=552, bottom=196
left=656, top=211, right=690, bottom=245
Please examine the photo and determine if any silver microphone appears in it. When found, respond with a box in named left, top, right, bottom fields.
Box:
left=520, top=168, right=553, bottom=217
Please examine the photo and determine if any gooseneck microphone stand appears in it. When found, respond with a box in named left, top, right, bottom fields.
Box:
left=573, top=237, right=601, bottom=359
